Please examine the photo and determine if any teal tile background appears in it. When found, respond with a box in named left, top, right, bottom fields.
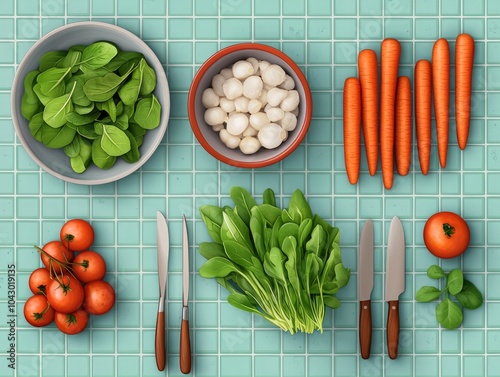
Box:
left=0, top=0, right=499, bottom=376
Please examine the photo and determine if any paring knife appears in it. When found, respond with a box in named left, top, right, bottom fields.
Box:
left=156, top=211, right=170, bottom=371
left=358, top=220, right=374, bottom=359
left=385, top=216, right=405, bottom=360
left=180, top=215, right=191, bottom=374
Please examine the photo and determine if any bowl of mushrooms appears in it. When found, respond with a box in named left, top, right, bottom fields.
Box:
left=188, top=43, right=312, bottom=168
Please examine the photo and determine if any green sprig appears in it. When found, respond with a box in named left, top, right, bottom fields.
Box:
left=416, top=265, right=483, bottom=329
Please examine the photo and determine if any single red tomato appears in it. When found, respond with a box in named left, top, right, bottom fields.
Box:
left=60, top=219, right=95, bottom=252
left=24, top=295, right=54, bottom=327
left=46, top=275, right=84, bottom=314
left=29, top=267, right=52, bottom=294
left=72, top=250, right=106, bottom=283
left=423, top=211, right=470, bottom=259
left=40, top=241, right=74, bottom=270
left=83, top=280, right=115, bottom=315
left=54, top=308, right=89, bottom=335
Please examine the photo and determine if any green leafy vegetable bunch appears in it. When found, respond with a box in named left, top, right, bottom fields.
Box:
left=21, top=41, right=161, bottom=173
left=416, top=265, right=483, bottom=329
left=199, top=186, right=350, bottom=334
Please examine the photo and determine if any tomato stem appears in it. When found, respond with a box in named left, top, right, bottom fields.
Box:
left=442, top=223, right=455, bottom=238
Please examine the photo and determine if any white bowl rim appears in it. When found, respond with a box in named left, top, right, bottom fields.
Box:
left=11, top=21, right=170, bottom=185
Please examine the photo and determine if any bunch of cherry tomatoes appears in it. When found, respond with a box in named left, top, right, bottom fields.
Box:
left=24, top=219, right=115, bottom=335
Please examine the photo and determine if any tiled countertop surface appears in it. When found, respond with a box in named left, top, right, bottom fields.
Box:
left=1, top=0, right=500, bottom=376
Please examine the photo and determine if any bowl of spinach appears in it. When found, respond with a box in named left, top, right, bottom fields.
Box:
left=11, top=21, right=170, bottom=185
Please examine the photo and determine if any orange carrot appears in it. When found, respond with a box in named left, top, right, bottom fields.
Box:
left=455, top=33, right=475, bottom=150
left=358, top=49, right=379, bottom=176
left=343, top=77, right=361, bottom=185
left=380, top=38, right=401, bottom=190
left=395, top=76, right=412, bottom=176
left=415, top=60, right=432, bottom=175
left=432, top=38, right=450, bottom=168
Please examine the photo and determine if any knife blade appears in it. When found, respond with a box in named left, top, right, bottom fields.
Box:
left=155, top=211, right=170, bottom=371
left=385, top=216, right=405, bottom=360
left=358, top=220, right=374, bottom=359
left=180, top=215, right=191, bottom=374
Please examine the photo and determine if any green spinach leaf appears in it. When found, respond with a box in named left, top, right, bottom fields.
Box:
left=63, top=134, right=81, bottom=157
left=21, top=70, right=42, bottom=121
left=70, top=136, right=92, bottom=173
left=39, top=50, right=66, bottom=72
left=41, top=123, right=76, bottom=148
left=133, top=94, right=161, bottom=129
left=43, top=82, right=76, bottom=128
left=101, top=124, right=131, bottom=156
left=80, top=41, right=118, bottom=70
left=92, top=137, right=117, bottom=169
left=28, top=112, right=45, bottom=142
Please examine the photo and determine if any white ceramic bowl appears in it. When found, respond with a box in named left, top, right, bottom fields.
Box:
left=11, top=21, right=170, bottom=185
left=188, top=43, right=312, bottom=168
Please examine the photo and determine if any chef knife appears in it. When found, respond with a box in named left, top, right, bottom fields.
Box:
left=358, top=219, right=374, bottom=359
left=180, top=215, right=191, bottom=374
left=385, top=216, right=405, bottom=360
left=156, top=211, right=170, bottom=371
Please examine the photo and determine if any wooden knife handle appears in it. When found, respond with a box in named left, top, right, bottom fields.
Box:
left=155, top=311, right=166, bottom=371
left=180, top=318, right=191, bottom=374
left=387, top=300, right=400, bottom=359
left=359, top=300, right=372, bottom=359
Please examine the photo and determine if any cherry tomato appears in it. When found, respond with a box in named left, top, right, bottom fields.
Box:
left=29, top=268, right=52, bottom=294
left=423, top=211, right=470, bottom=259
left=60, top=219, right=95, bottom=252
left=83, top=280, right=115, bottom=315
left=24, top=295, right=54, bottom=327
left=46, top=275, right=84, bottom=314
left=72, top=250, right=106, bottom=283
left=54, top=308, right=89, bottom=335
left=40, top=240, right=74, bottom=270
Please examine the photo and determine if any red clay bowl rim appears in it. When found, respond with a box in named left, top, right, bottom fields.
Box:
left=188, top=43, right=312, bottom=169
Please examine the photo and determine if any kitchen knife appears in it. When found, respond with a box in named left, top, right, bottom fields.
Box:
left=156, top=211, right=170, bottom=371
left=385, top=216, right=405, bottom=360
left=358, top=219, right=374, bottom=359
left=180, top=215, right=191, bottom=374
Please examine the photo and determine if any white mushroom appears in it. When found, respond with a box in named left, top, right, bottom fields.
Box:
left=249, top=112, right=270, bottom=131
left=259, top=59, right=271, bottom=72
left=279, top=75, right=295, bottom=90
left=258, top=123, right=286, bottom=149
left=267, top=87, right=288, bottom=107
left=246, top=57, right=260, bottom=75
left=242, top=75, right=263, bottom=99
left=219, top=67, right=234, bottom=79
left=261, top=64, right=286, bottom=87
left=201, top=88, right=220, bottom=108
left=204, top=107, right=227, bottom=126
left=279, top=112, right=297, bottom=131
left=280, top=90, right=300, bottom=112
left=219, top=129, right=240, bottom=149
left=248, top=99, right=262, bottom=114
left=234, top=96, right=250, bottom=113
left=222, top=77, right=243, bottom=100
left=226, top=113, right=249, bottom=136
left=211, top=74, right=226, bottom=97
left=258, top=89, right=268, bottom=107
left=242, top=125, right=258, bottom=137
left=212, top=124, right=224, bottom=132
left=232, top=60, right=254, bottom=80
left=219, top=97, right=235, bottom=113
left=265, top=107, right=285, bottom=122
left=239, top=136, right=261, bottom=154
